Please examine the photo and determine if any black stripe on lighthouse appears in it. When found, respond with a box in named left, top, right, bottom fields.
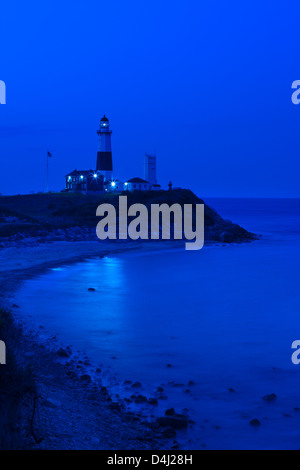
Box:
left=96, top=151, right=113, bottom=172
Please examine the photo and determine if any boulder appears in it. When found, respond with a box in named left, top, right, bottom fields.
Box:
left=109, top=402, right=121, bottom=412
left=157, top=415, right=188, bottom=430
left=165, top=408, right=176, bottom=416
left=249, top=419, right=261, bottom=427
left=131, top=381, right=142, bottom=389
left=148, top=398, right=158, bottom=405
left=262, top=393, right=277, bottom=402
left=135, top=395, right=148, bottom=404
left=80, top=374, right=92, bottom=383
left=57, top=347, right=70, bottom=358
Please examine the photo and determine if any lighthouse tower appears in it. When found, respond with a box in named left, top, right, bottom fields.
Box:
left=96, top=115, right=113, bottom=181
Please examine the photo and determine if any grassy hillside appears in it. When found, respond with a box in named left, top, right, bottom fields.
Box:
left=0, top=190, right=257, bottom=243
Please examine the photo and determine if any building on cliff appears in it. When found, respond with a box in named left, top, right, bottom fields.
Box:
left=65, top=169, right=103, bottom=193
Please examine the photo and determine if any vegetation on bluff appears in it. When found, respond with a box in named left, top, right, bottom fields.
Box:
left=0, top=189, right=257, bottom=243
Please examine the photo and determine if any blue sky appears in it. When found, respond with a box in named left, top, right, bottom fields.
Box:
left=0, top=0, right=299, bottom=197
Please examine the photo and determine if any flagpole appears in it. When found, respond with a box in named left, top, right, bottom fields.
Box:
left=46, top=151, right=49, bottom=192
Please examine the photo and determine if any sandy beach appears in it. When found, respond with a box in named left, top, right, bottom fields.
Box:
left=0, top=237, right=191, bottom=294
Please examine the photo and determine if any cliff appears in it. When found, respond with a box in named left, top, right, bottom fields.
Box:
left=0, top=189, right=258, bottom=246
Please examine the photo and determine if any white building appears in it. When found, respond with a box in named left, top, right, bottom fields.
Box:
left=125, top=177, right=151, bottom=191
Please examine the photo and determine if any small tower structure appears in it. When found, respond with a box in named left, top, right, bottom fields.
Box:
left=144, top=153, right=157, bottom=187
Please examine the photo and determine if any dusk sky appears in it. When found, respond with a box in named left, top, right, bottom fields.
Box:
left=0, top=1, right=299, bottom=197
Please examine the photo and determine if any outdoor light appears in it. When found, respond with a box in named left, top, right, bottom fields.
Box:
left=111, top=181, right=116, bottom=187
left=93, top=173, right=97, bottom=178
left=80, top=175, right=84, bottom=179
left=124, top=182, right=128, bottom=186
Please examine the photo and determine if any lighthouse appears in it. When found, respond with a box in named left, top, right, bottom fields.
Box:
left=96, top=115, right=113, bottom=181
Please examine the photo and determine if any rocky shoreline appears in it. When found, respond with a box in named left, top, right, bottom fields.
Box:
left=1, top=239, right=195, bottom=450
left=8, top=311, right=183, bottom=450
left=0, top=191, right=258, bottom=449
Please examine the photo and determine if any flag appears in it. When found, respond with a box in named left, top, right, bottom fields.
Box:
left=47, top=151, right=52, bottom=157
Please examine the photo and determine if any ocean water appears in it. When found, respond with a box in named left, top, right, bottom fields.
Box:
left=14, top=198, right=300, bottom=449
